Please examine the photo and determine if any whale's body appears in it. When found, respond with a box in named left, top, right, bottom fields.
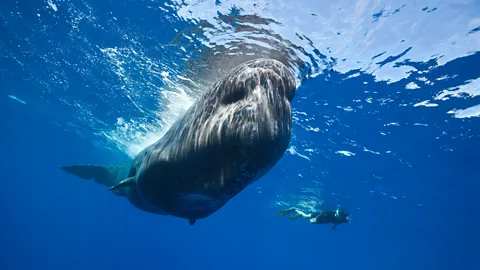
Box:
left=61, top=58, right=297, bottom=225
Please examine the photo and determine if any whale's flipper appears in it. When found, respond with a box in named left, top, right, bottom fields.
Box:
left=109, top=177, right=135, bottom=191
left=278, top=208, right=296, bottom=216
left=189, top=219, right=196, bottom=226
left=60, top=163, right=131, bottom=196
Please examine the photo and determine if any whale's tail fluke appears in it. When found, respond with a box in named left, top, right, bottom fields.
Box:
left=60, top=163, right=131, bottom=196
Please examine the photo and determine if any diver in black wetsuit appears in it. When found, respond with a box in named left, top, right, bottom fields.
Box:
left=278, top=207, right=349, bottom=230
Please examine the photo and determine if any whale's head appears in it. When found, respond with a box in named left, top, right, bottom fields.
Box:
left=203, top=58, right=298, bottom=146
left=217, top=58, right=297, bottom=106
left=133, top=58, right=298, bottom=221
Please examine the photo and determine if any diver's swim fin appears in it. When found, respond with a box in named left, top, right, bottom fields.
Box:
left=289, top=214, right=300, bottom=220
left=189, top=219, right=196, bottom=226
left=109, top=177, right=135, bottom=191
left=278, top=208, right=296, bottom=216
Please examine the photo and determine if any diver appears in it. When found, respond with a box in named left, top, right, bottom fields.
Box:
left=278, top=207, right=349, bottom=230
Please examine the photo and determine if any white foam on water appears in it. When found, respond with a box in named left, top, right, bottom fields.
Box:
left=452, top=104, right=480, bottom=119
left=435, top=77, right=480, bottom=101
left=47, top=0, right=58, bottom=12
left=336, top=150, right=356, bottom=156
left=96, top=46, right=196, bottom=158
left=413, top=100, right=438, bottom=107
left=287, top=146, right=311, bottom=161
left=104, top=87, right=195, bottom=158
left=406, top=82, right=420, bottom=90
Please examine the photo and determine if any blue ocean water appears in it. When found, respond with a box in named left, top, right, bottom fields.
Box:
left=1, top=0, right=479, bottom=269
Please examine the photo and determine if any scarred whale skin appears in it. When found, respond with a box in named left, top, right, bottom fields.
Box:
left=61, top=58, right=298, bottom=225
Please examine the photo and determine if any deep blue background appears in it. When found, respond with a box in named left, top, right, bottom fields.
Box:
left=1, top=1, right=479, bottom=270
